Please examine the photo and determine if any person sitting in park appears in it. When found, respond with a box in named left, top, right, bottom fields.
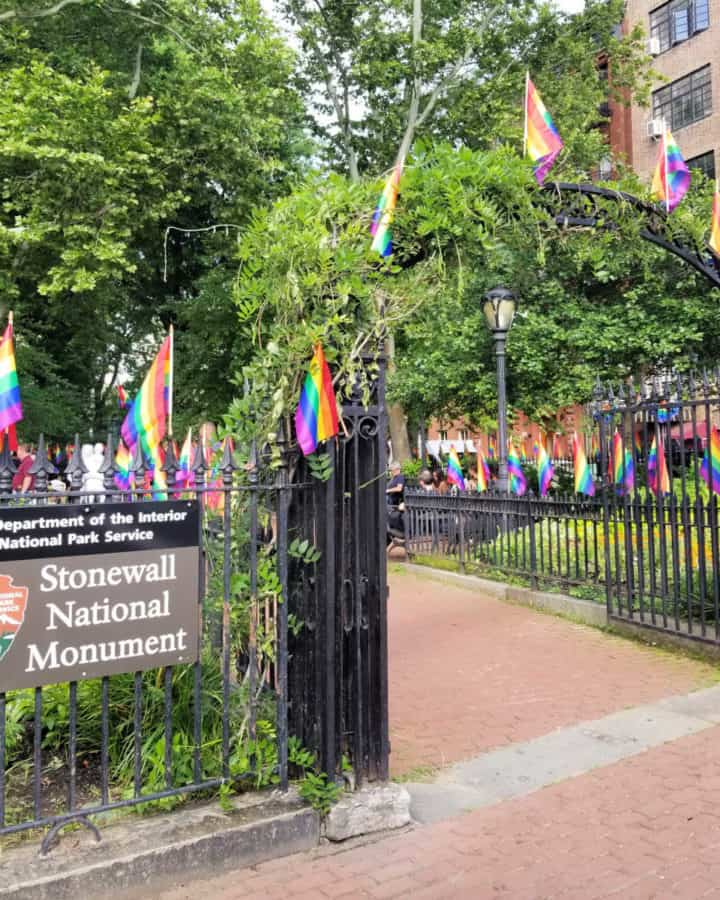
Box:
left=12, top=443, right=35, bottom=493
left=386, top=461, right=405, bottom=507
left=419, top=469, right=435, bottom=492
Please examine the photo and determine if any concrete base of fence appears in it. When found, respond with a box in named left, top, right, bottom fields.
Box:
left=403, top=563, right=607, bottom=628
left=2, top=789, right=319, bottom=900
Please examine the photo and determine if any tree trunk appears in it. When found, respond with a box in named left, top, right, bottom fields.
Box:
left=385, top=332, right=411, bottom=462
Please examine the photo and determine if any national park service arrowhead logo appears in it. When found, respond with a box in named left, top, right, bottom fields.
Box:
left=0, top=574, right=28, bottom=663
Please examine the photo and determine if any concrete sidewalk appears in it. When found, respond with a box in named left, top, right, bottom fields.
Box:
left=151, top=569, right=720, bottom=900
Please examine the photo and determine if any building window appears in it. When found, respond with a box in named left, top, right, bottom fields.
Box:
left=650, top=0, right=709, bottom=53
left=687, top=150, right=716, bottom=180
left=653, top=66, right=712, bottom=131
left=439, top=430, right=448, bottom=442
left=457, top=429, right=468, bottom=442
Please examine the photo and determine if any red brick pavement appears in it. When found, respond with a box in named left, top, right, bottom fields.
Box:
left=157, top=724, right=720, bottom=899
left=388, top=569, right=717, bottom=776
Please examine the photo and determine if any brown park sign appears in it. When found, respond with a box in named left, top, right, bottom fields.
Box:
left=0, top=500, right=200, bottom=690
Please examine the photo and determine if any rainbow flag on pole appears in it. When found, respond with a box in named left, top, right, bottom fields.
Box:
left=446, top=447, right=465, bottom=490
left=120, top=334, right=172, bottom=494
left=647, top=435, right=670, bottom=495
left=536, top=440, right=554, bottom=497
left=612, top=431, right=635, bottom=495
left=700, top=426, right=720, bottom=494
left=294, top=344, right=339, bottom=456
left=508, top=444, right=527, bottom=496
left=370, top=160, right=404, bottom=257
left=477, top=449, right=490, bottom=492
left=652, top=127, right=690, bottom=213
left=178, top=427, right=194, bottom=489
left=0, top=316, right=22, bottom=436
left=121, top=335, right=171, bottom=460
left=710, top=189, right=720, bottom=256
left=524, top=74, right=564, bottom=184
left=573, top=433, right=595, bottom=496
left=114, top=439, right=133, bottom=491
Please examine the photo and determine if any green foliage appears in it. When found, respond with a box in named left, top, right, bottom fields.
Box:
left=288, top=537, right=322, bottom=565
left=288, top=736, right=342, bottom=816
left=307, top=452, right=333, bottom=482
left=0, top=0, right=305, bottom=437
left=401, top=458, right=423, bottom=479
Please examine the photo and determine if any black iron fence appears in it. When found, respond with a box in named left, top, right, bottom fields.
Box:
left=407, top=372, right=720, bottom=647
left=0, top=356, right=388, bottom=849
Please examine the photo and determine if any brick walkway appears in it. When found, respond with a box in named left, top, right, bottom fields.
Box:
left=153, top=568, right=720, bottom=900
left=158, top=725, right=720, bottom=899
left=388, top=568, right=716, bottom=775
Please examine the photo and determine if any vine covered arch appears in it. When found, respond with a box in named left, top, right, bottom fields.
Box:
left=541, top=182, right=720, bottom=289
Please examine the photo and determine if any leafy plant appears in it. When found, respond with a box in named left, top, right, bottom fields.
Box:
left=288, top=538, right=322, bottom=565
left=307, top=453, right=333, bottom=482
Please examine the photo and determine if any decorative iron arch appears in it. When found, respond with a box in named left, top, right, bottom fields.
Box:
left=541, top=181, right=720, bottom=289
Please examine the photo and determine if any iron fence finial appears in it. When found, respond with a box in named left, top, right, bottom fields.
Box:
left=65, top=432, right=87, bottom=491
left=100, top=433, right=118, bottom=491
left=0, top=435, right=17, bottom=493
left=29, top=434, right=58, bottom=492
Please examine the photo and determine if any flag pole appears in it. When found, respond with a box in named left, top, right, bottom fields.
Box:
left=168, top=324, right=174, bottom=438
left=523, top=71, right=529, bottom=158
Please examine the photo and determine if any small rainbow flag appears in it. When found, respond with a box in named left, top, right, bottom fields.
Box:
left=710, top=189, right=720, bottom=256
left=115, top=439, right=133, bottom=491
left=446, top=447, right=465, bottom=490
left=647, top=435, right=670, bottom=495
left=508, top=444, right=527, bottom=496
left=488, top=434, right=497, bottom=458
left=370, top=160, right=404, bottom=257
left=525, top=74, right=563, bottom=184
left=536, top=441, right=554, bottom=497
left=652, top=128, right=690, bottom=213
left=121, top=334, right=171, bottom=466
left=295, top=344, right=339, bottom=456
left=0, top=318, right=22, bottom=435
left=634, top=431, right=643, bottom=456
left=573, top=433, right=595, bottom=496
left=612, top=432, right=635, bottom=495
left=700, top=426, right=720, bottom=494
left=117, top=384, right=128, bottom=409
left=178, top=427, right=194, bottom=489
left=477, top=449, right=490, bottom=492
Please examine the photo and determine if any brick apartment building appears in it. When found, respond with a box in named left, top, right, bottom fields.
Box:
left=612, top=0, right=719, bottom=181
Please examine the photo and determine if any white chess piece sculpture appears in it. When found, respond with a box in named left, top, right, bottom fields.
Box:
left=81, top=443, right=105, bottom=498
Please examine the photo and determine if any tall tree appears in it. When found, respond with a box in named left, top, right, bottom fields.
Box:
left=0, top=0, right=306, bottom=438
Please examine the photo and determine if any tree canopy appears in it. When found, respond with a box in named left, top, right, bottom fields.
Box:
left=0, top=0, right=305, bottom=438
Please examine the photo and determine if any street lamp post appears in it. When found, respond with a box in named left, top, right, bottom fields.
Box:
left=483, top=287, right=517, bottom=494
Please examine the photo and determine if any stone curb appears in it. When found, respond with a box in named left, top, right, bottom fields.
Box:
left=2, top=798, right=320, bottom=900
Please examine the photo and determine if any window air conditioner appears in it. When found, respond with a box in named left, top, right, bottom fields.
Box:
left=646, top=118, right=664, bottom=139
left=646, top=37, right=661, bottom=55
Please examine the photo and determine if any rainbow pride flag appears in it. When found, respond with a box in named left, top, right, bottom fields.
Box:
left=700, top=426, right=720, bottom=494
left=0, top=319, right=22, bottom=435
left=446, top=447, right=465, bottom=490
left=370, top=160, right=404, bottom=257
left=114, top=439, right=133, bottom=491
left=536, top=441, right=554, bottom=497
left=295, top=344, right=339, bottom=456
left=525, top=74, right=563, bottom=184
left=612, top=432, right=635, bottom=495
left=647, top=435, right=670, bottom=495
left=121, top=335, right=171, bottom=464
left=710, top=190, right=720, bottom=256
left=652, top=128, right=690, bottom=213
left=488, top=434, right=497, bottom=458
left=477, top=449, right=490, bottom=492
left=178, top=427, right=194, bottom=489
left=573, top=433, right=595, bottom=496
left=508, top=444, right=527, bottom=496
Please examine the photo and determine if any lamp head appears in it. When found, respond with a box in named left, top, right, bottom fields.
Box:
left=483, top=287, right=517, bottom=333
